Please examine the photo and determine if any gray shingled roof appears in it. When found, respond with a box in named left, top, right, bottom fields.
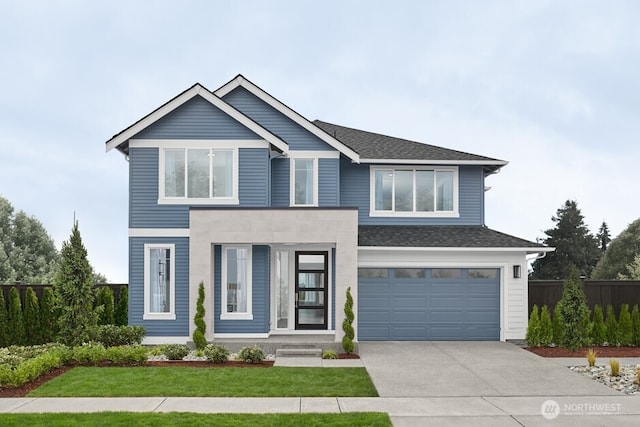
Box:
left=359, top=225, right=543, bottom=248
left=314, top=120, right=506, bottom=172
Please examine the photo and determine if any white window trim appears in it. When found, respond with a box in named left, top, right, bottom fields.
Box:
left=158, top=146, right=239, bottom=205
left=221, top=245, right=253, bottom=320
left=290, top=158, right=319, bottom=207
left=143, top=243, right=176, bottom=320
left=369, top=166, right=459, bottom=217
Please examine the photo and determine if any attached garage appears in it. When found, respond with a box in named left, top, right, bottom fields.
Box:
left=358, top=268, right=500, bottom=341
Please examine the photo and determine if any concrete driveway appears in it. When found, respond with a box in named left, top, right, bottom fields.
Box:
left=358, top=341, right=620, bottom=398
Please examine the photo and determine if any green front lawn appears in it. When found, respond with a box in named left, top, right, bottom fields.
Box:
left=0, top=413, right=392, bottom=427
left=28, top=367, right=378, bottom=397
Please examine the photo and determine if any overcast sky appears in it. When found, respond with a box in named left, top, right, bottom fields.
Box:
left=1, top=1, right=639, bottom=283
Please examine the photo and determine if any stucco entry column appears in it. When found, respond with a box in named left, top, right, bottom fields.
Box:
left=189, top=208, right=359, bottom=342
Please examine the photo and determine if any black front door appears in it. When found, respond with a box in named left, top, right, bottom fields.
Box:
left=295, top=251, right=328, bottom=330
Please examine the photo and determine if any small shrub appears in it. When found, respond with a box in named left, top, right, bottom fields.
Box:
left=342, top=287, right=355, bottom=354
left=632, top=304, right=640, bottom=346
left=605, top=304, right=619, bottom=346
left=0, top=347, right=67, bottom=388
left=610, top=359, right=620, bottom=377
left=237, top=346, right=265, bottom=363
left=322, top=350, right=337, bottom=359
left=162, top=344, right=190, bottom=360
left=526, top=305, right=541, bottom=347
left=115, top=286, right=128, bottom=326
left=91, top=325, right=146, bottom=347
left=204, top=344, right=230, bottom=363
left=618, top=304, right=633, bottom=346
left=552, top=303, right=563, bottom=346
left=586, top=348, right=597, bottom=367
left=72, top=342, right=107, bottom=366
left=591, top=305, right=606, bottom=346
left=193, top=282, right=207, bottom=350
left=105, top=345, right=148, bottom=365
left=539, top=305, right=553, bottom=347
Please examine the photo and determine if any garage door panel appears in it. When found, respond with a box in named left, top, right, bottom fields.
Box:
left=429, top=326, right=464, bottom=340
left=392, top=311, right=427, bottom=322
left=392, top=326, right=427, bottom=340
left=466, top=310, right=500, bottom=323
left=359, top=311, right=390, bottom=322
left=430, top=296, right=463, bottom=309
left=429, top=309, right=464, bottom=322
left=392, top=297, right=427, bottom=309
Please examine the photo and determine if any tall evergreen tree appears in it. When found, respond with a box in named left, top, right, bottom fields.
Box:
left=592, top=218, right=640, bottom=279
left=8, top=286, right=25, bottom=345
left=557, top=268, right=590, bottom=351
left=597, top=221, right=611, bottom=253
left=530, top=200, right=601, bottom=279
left=0, top=288, right=9, bottom=347
left=40, top=286, right=57, bottom=343
left=23, top=287, right=41, bottom=345
left=115, top=285, right=128, bottom=326
left=53, top=221, right=97, bottom=346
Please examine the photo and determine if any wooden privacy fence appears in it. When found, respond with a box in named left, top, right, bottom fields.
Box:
left=529, top=280, right=640, bottom=315
left=0, top=283, right=128, bottom=306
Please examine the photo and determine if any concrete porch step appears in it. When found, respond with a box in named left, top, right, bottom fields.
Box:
left=275, top=348, right=323, bottom=358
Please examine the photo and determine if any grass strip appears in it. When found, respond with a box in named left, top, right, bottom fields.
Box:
left=28, top=367, right=378, bottom=397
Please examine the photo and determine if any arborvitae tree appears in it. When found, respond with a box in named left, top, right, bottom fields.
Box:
left=526, top=305, right=541, bottom=347
left=552, top=304, right=563, bottom=346
left=530, top=200, right=601, bottom=279
left=597, top=221, right=611, bottom=253
left=539, top=305, right=553, bottom=347
left=591, top=304, right=606, bottom=346
left=618, top=304, right=633, bottom=346
left=193, top=282, right=207, bottom=350
left=8, top=287, right=25, bottom=345
left=40, top=287, right=57, bottom=343
left=631, top=304, right=640, bottom=346
left=592, top=218, right=640, bottom=279
left=97, top=287, right=115, bottom=325
left=115, top=285, right=128, bottom=326
left=54, top=222, right=97, bottom=346
left=605, top=304, right=619, bottom=346
left=0, top=288, right=9, bottom=347
left=342, top=287, right=355, bottom=354
left=557, top=268, right=590, bottom=351
left=23, top=287, right=41, bottom=345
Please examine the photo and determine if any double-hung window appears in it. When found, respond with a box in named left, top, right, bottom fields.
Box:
left=370, top=166, right=458, bottom=216
left=290, top=158, right=318, bottom=206
left=221, top=245, right=253, bottom=320
left=161, top=148, right=237, bottom=204
left=144, top=244, right=175, bottom=320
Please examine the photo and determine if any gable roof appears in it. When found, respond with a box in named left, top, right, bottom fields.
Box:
left=214, top=75, right=360, bottom=162
left=359, top=225, right=548, bottom=252
left=105, top=83, right=290, bottom=155
left=314, top=120, right=507, bottom=174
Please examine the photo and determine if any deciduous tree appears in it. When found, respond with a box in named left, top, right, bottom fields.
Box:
left=592, top=218, right=640, bottom=279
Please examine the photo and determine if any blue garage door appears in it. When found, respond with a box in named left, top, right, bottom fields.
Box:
left=358, top=268, right=500, bottom=341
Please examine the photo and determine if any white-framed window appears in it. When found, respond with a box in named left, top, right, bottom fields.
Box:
left=221, top=245, right=253, bottom=320
left=370, top=166, right=459, bottom=217
left=143, top=244, right=176, bottom=320
left=159, top=147, right=238, bottom=204
left=290, top=158, right=318, bottom=206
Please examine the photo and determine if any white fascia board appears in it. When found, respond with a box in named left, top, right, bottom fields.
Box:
left=359, top=246, right=555, bottom=254
left=129, top=139, right=270, bottom=149
left=360, top=159, right=509, bottom=166
left=214, top=75, right=360, bottom=163
left=105, top=84, right=289, bottom=155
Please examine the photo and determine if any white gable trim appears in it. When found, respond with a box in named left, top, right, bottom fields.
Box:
left=360, top=159, right=509, bottom=166
left=105, top=84, right=289, bottom=155
left=215, top=75, right=361, bottom=163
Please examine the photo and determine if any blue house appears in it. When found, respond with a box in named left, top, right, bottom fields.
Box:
left=106, top=75, right=550, bottom=345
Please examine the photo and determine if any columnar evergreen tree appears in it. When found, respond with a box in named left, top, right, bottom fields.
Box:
left=592, top=218, right=640, bottom=279
left=23, top=287, right=41, bottom=345
left=539, top=305, right=553, bottom=347
left=193, top=282, right=207, bottom=350
left=557, top=268, right=590, bottom=351
left=342, top=287, right=355, bottom=354
left=552, top=304, right=563, bottom=345
left=0, top=288, right=9, bottom=347
left=591, top=304, right=606, bottom=346
left=631, top=305, right=640, bottom=346
left=54, top=222, right=97, bottom=346
left=115, top=285, right=128, bottom=326
left=605, top=304, right=619, bottom=346
left=618, top=304, right=633, bottom=346
left=97, top=287, right=115, bottom=325
left=530, top=200, right=601, bottom=279
left=8, top=287, right=25, bottom=345
left=40, top=287, right=57, bottom=343
left=525, top=305, right=541, bottom=347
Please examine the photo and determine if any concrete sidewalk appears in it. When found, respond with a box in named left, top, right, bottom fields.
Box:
left=2, top=395, right=640, bottom=426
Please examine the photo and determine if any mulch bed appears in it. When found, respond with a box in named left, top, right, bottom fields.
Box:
left=526, top=346, right=640, bottom=358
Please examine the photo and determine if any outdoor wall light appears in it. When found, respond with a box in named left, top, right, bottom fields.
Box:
left=513, top=265, right=521, bottom=279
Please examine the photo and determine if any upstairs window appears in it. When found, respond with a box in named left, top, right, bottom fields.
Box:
left=161, top=148, right=237, bottom=204
left=370, top=167, right=458, bottom=216
left=290, top=158, right=318, bottom=206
